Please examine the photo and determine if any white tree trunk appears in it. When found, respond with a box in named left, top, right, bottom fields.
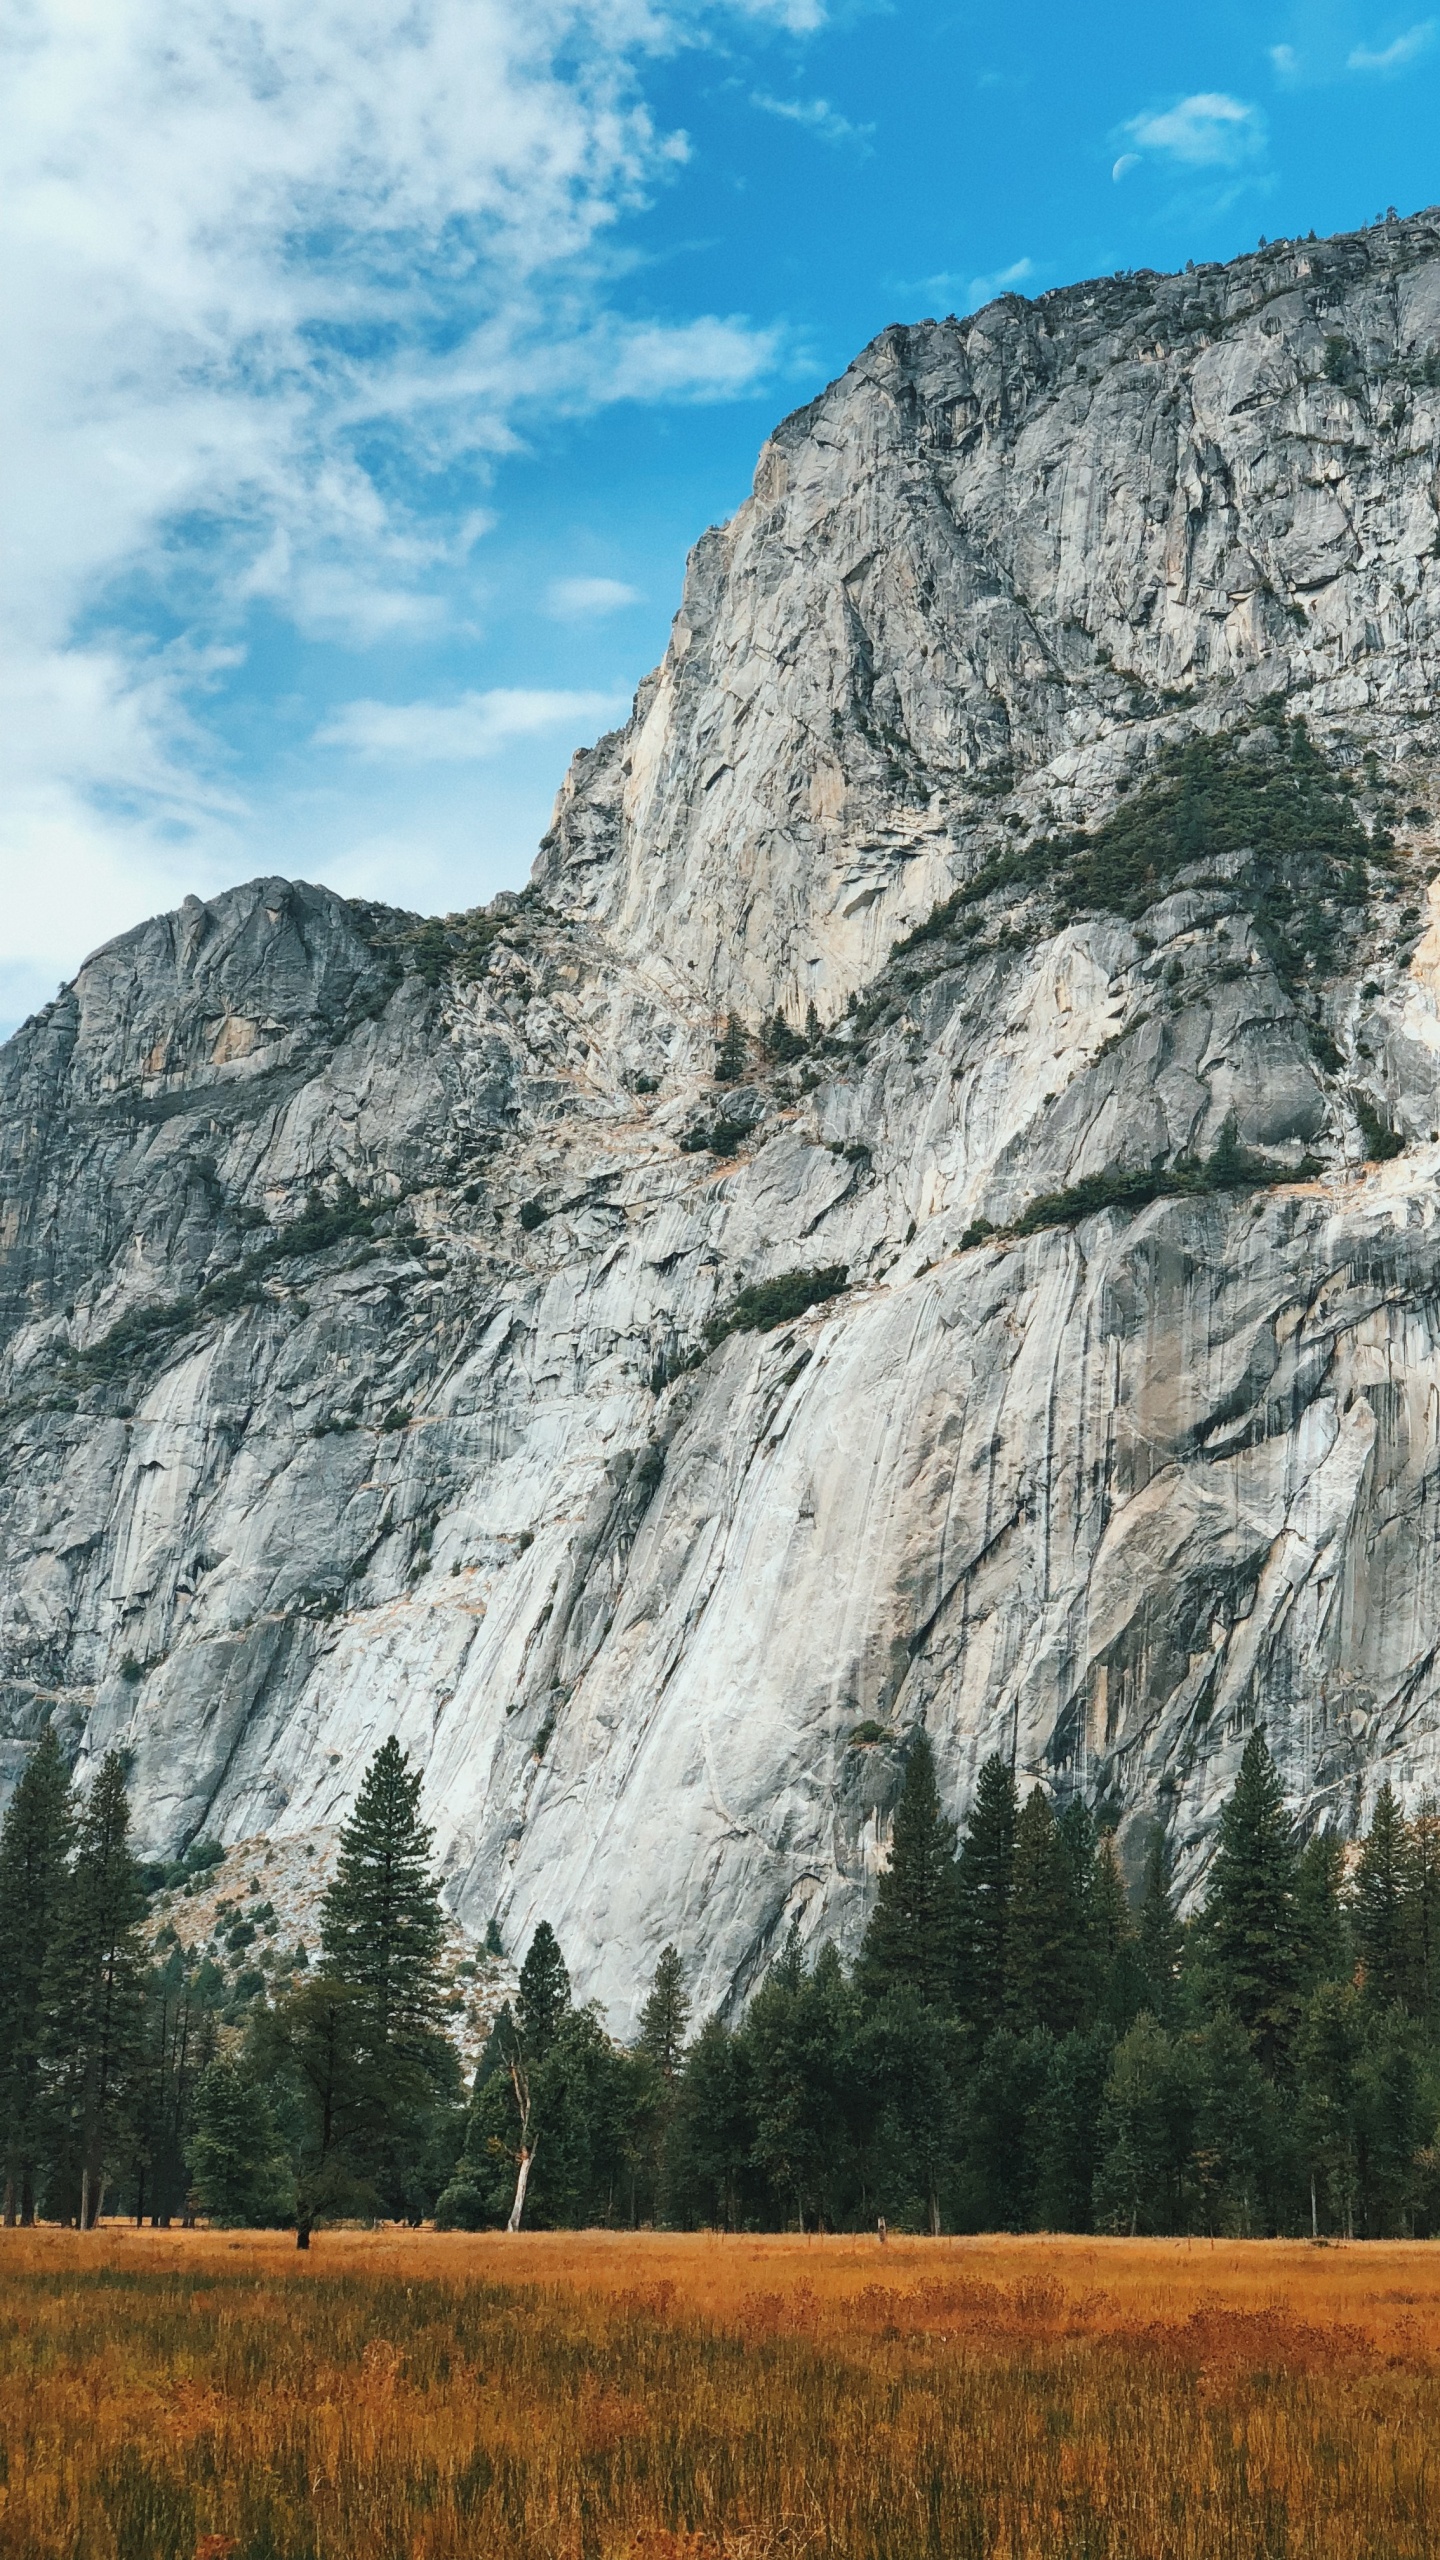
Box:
left=507, top=2147, right=534, bottom=2232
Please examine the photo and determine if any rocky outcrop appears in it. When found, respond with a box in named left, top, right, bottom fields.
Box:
left=5, top=213, right=1440, bottom=2029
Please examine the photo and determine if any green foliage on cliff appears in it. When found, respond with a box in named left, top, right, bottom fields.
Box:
left=886, top=717, right=1374, bottom=1000
left=704, top=1264, right=849, bottom=1346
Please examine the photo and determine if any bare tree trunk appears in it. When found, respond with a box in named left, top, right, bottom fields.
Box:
left=507, top=2147, right=535, bottom=2232
left=80, top=2167, right=90, bottom=2231
left=3, top=2176, right=14, bottom=2229
left=1311, top=2175, right=1318, bottom=2241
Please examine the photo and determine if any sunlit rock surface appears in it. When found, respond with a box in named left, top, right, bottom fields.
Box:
left=5, top=213, right=1440, bottom=2027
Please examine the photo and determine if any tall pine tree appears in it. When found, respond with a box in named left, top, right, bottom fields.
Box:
left=1352, top=1783, right=1415, bottom=2011
left=1005, top=1787, right=1084, bottom=2035
left=320, top=1737, right=447, bottom=2060
left=1200, top=1730, right=1300, bottom=2074
left=1136, top=1824, right=1184, bottom=2025
left=517, top=1921, right=571, bottom=2061
left=857, top=1733, right=959, bottom=2010
left=954, top=1753, right=1018, bottom=2043
left=0, top=1725, right=73, bottom=2224
left=637, top=1945, right=690, bottom=2081
left=42, top=1751, right=147, bottom=2225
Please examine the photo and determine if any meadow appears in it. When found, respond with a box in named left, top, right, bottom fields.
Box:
left=1, top=2231, right=1439, bottom=2559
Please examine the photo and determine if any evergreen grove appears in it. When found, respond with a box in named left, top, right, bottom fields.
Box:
left=5, top=1725, right=1440, bottom=2238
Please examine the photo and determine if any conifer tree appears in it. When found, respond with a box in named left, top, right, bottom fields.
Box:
left=517, top=1921, right=571, bottom=2061
left=637, top=1945, right=690, bottom=2081
left=186, top=2057, right=294, bottom=2226
left=258, top=1976, right=382, bottom=2246
left=714, top=1012, right=748, bottom=1082
left=42, top=1751, right=147, bottom=2226
left=1005, top=1787, right=1083, bottom=2035
left=1295, top=1828, right=1350, bottom=1993
left=1092, top=2012, right=1197, bottom=2235
left=746, top=1939, right=857, bottom=2231
left=320, top=1737, right=447, bottom=2061
left=0, top=1725, right=72, bottom=2224
left=1296, top=1979, right=1362, bottom=2237
left=667, top=2014, right=754, bottom=2230
left=1352, top=1783, right=1415, bottom=2010
left=1410, top=1800, right=1440, bottom=2023
left=1136, top=1824, right=1184, bottom=2024
left=133, top=1942, right=222, bottom=2225
left=857, top=1733, right=959, bottom=2010
left=954, top=1752, right=1018, bottom=2041
left=1090, top=1832, right=1145, bottom=2028
left=1200, top=1731, right=1300, bottom=2073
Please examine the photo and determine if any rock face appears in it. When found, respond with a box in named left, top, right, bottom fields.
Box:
left=6, top=212, right=1440, bottom=2029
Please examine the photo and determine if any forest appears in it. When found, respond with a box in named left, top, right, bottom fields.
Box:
left=2, top=1722, right=1438, bottom=2239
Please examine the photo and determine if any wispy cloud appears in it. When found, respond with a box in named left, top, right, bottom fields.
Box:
left=315, top=688, right=629, bottom=764
left=545, top=577, right=644, bottom=620
left=1119, top=91, right=1266, bottom=171
left=968, top=257, right=1037, bottom=305
left=0, top=0, right=805, bottom=1001
left=1348, top=18, right=1436, bottom=69
left=751, top=91, right=874, bottom=149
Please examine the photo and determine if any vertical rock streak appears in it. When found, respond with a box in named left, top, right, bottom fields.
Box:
left=5, top=216, right=1440, bottom=2022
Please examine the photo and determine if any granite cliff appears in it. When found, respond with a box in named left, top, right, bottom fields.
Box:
left=6, top=212, right=1440, bottom=2026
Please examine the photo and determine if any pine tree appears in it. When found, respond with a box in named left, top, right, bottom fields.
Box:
left=714, top=1013, right=748, bottom=1083
left=256, top=1976, right=383, bottom=2245
left=42, top=1751, right=147, bottom=2225
left=1191, top=2011, right=1280, bottom=2237
left=637, top=1945, right=690, bottom=2081
left=1090, top=1833, right=1145, bottom=2029
left=1410, top=1800, right=1440, bottom=2024
left=954, top=1753, right=1017, bottom=2042
left=1295, top=1828, right=1350, bottom=1992
left=1352, top=1783, right=1415, bottom=2011
left=1092, top=2012, right=1197, bottom=2235
left=667, top=2014, right=754, bottom=2230
left=186, top=2057, right=294, bottom=2226
left=320, top=1737, right=447, bottom=2060
left=1200, top=1731, right=1301, bottom=2074
left=854, top=1983, right=959, bottom=2234
left=746, top=1939, right=857, bottom=2231
left=0, top=1725, right=73, bottom=2224
left=1136, top=1824, right=1183, bottom=2025
left=517, top=1922, right=571, bottom=2061
left=858, top=1733, right=959, bottom=2010
left=1296, top=1979, right=1363, bottom=2238
left=445, top=1932, right=574, bottom=2236
left=133, top=1942, right=222, bottom=2225
left=1005, top=1787, right=1084, bottom=2035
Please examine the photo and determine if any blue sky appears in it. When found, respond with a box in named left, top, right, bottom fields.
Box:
left=2, top=0, right=1438, bottom=1032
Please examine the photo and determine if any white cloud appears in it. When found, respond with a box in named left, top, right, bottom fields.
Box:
left=315, top=687, right=629, bottom=762
left=1120, top=92, right=1266, bottom=170
left=1269, top=42, right=1301, bottom=79
left=0, top=0, right=797, bottom=999
left=750, top=92, right=873, bottom=149
left=545, top=576, right=644, bottom=619
left=1348, top=19, right=1436, bottom=68
left=968, top=257, right=1036, bottom=306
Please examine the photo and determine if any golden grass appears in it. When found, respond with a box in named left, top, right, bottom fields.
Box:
left=3, top=2227, right=1440, bottom=2558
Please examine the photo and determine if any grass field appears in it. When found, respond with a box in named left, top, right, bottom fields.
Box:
left=2, top=2228, right=1439, bottom=2559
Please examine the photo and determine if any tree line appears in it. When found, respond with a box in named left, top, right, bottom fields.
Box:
left=3, top=1723, right=1439, bottom=2237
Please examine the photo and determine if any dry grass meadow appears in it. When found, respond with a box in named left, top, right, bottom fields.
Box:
left=2, top=2227, right=1440, bottom=2559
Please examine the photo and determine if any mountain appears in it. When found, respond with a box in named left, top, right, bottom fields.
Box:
left=5, top=211, right=1440, bottom=2028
